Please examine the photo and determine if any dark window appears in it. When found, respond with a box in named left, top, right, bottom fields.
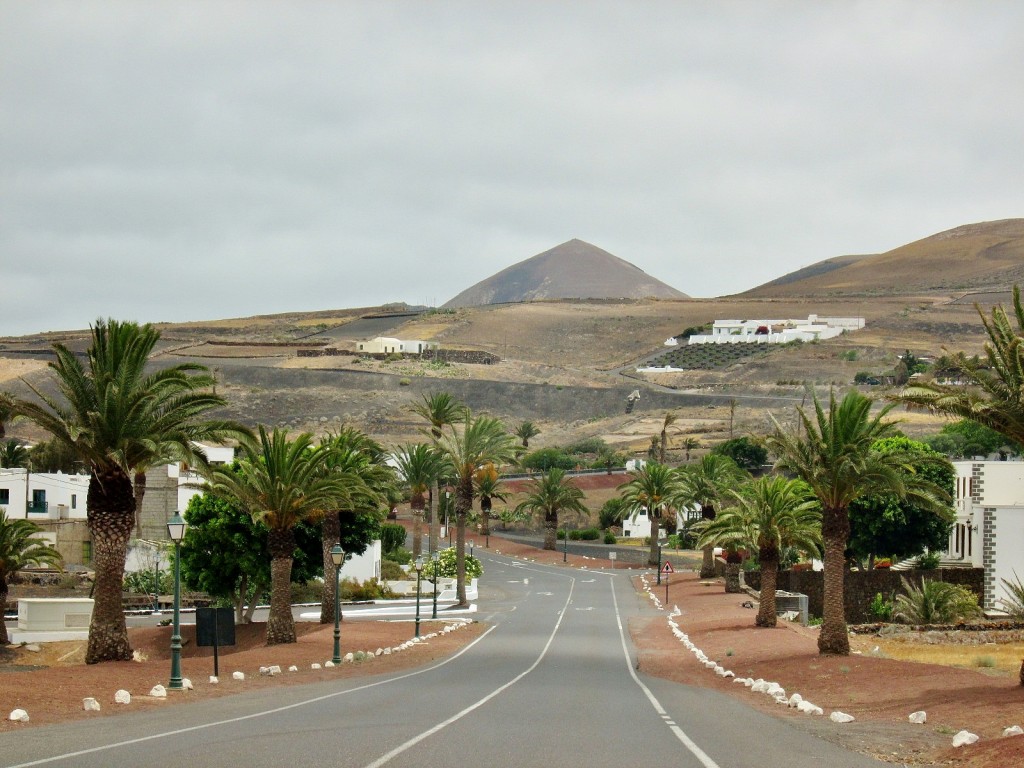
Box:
left=0, top=488, right=9, bottom=505
left=71, top=494, right=77, bottom=509
left=82, top=541, right=92, bottom=564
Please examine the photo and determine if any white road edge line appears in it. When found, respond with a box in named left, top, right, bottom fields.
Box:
left=610, top=579, right=722, bottom=768
left=5, top=624, right=498, bottom=768
left=360, top=577, right=577, bottom=768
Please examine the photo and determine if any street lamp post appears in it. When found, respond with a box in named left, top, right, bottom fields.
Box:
left=166, top=511, right=187, bottom=691
left=563, top=523, right=569, bottom=562
left=414, top=555, right=424, bottom=638
left=469, top=539, right=474, bottom=559
left=431, top=550, right=439, bottom=619
left=330, top=544, right=344, bottom=664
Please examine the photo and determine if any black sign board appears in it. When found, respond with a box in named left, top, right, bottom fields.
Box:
left=196, top=607, right=236, bottom=647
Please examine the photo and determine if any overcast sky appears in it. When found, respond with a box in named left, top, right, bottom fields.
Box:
left=3, top=2, right=1023, bottom=336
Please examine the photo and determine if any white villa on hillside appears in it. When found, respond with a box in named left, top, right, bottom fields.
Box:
left=357, top=337, right=440, bottom=355
left=687, top=315, right=865, bottom=345
left=948, top=460, right=1024, bottom=609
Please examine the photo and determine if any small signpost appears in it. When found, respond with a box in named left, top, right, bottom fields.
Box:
left=661, top=561, right=674, bottom=603
left=196, top=606, right=235, bottom=678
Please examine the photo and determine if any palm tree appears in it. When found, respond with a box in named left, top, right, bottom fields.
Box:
left=411, top=392, right=466, bottom=554
left=696, top=476, right=821, bottom=627
left=204, top=426, right=351, bottom=645
left=11, top=319, right=241, bottom=663
left=316, top=428, right=392, bottom=625
left=435, top=411, right=516, bottom=606
left=513, top=421, right=541, bottom=452
left=474, top=462, right=508, bottom=538
left=678, top=455, right=749, bottom=578
left=394, top=443, right=445, bottom=558
left=0, top=392, right=15, bottom=441
left=618, top=462, right=685, bottom=567
left=0, top=509, right=63, bottom=644
left=659, top=412, right=679, bottom=463
left=892, top=285, right=1024, bottom=444
left=765, top=389, right=923, bottom=655
left=1, top=439, right=30, bottom=469
left=514, top=468, right=589, bottom=550
left=681, top=437, right=700, bottom=463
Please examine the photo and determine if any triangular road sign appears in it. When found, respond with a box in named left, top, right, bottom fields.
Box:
left=661, top=561, right=674, bottom=574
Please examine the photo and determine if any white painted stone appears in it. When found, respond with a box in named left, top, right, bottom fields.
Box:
left=232, top=671, right=245, bottom=680
left=258, top=666, right=270, bottom=676
left=181, top=678, right=193, bottom=690
left=733, top=677, right=748, bottom=685
left=951, top=730, right=979, bottom=747
left=1003, top=725, right=1024, bottom=737
left=383, top=647, right=392, bottom=655
left=209, top=676, right=219, bottom=684
left=24, top=644, right=41, bottom=653
left=268, top=665, right=281, bottom=676
left=344, top=653, right=354, bottom=662
left=149, top=684, right=167, bottom=698
left=751, top=680, right=769, bottom=693
left=310, top=663, right=321, bottom=670
left=114, top=689, right=132, bottom=704
left=788, top=694, right=803, bottom=708
left=908, top=711, right=927, bottom=724
left=830, top=712, right=855, bottom=723
left=83, top=697, right=101, bottom=712
left=8, top=709, right=29, bottom=722
left=375, top=648, right=384, bottom=656
left=324, top=661, right=335, bottom=668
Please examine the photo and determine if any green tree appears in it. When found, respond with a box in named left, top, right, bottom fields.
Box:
left=179, top=492, right=322, bottom=624
left=11, top=319, right=243, bottom=663
left=696, top=477, right=821, bottom=627
left=28, top=438, right=80, bottom=473
left=659, top=412, right=679, bottom=463
left=513, top=421, right=541, bottom=451
left=411, top=392, right=466, bottom=554
left=203, top=426, right=352, bottom=645
left=0, top=440, right=29, bottom=469
left=521, top=447, right=576, bottom=471
left=618, top=462, right=685, bottom=567
left=711, top=436, right=768, bottom=471
left=515, top=468, right=589, bottom=551
left=435, top=412, right=516, bottom=605
left=847, top=437, right=955, bottom=569
left=893, top=286, right=1024, bottom=446
left=766, top=390, right=945, bottom=655
left=0, top=509, right=63, bottom=644
left=681, top=437, right=700, bottom=463
left=599, top=497, right=628, bottom=530
left=474, top=462, right=508, bottom=537
left=677, top=455, right=749, bottom=578
left=923, top=419, right=1017, bottom=459
left=393, top=443, right=445, bottom=558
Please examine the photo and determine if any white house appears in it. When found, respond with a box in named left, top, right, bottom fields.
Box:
left=687, top=315, right=865, bottom=346
left=621, top=505, right=696, bottom=539
left=0, top=468, right=89, bottom=522
left=357, top=337, right=440, bottom=355
left=948, top=460, right=1024, bottom=609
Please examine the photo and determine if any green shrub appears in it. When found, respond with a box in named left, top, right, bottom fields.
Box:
left=388, top=546, right=413, bottom=565
left=340, top=577, right=394, bottom=601
left=568, top=528, right=601, bottom=541
left=869, top=592, right=894, bottom=621
left=123, top=569, right=174, bottom=595
left=379, top=523, right=407, bottom=556
left=603, top=532, right=617, bottom=545
left=430, top=547, right=483, bottom=580
left=398, top=378, right=412, bottom=386
left=998, top=571, right=1024, bottom=617
left=521, top=448, right=576, bottom=471
left=290, top=580, right=323, bottom=603
left=892, top=578, right=982, bottom=624
left=380, top=559, right=406, bottom=581
left=565, top=437, right=608, bottom=455
left=917, top=551, right=941, bottom=570
left=599, top=498, right=627, bottom=529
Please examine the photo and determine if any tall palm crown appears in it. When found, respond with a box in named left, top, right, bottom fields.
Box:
left=411, top=392, right=466, bottom=554
left=0, top=510, right=63, bottom=644
left=513, top=421, right=541, bottom=450
left=514, top=468, right=587, bottom=551
left=697, top=476, right=821, bottom=627
left=12, top=319, right=243, bottom=663
left=1, top=440, right=30, bottom=469
left=892, top=285, right=1024, bottom=445
left=618, top=461, right=686, bottom=566
left=765, top=389, right=911, bottom=655
left=394, top=443, right=444, bottom=514
left=677, top=454, right=749, bottom=577
left=473, top=462, right=508, bottom=536
left=435, top=411, right=516, bottom=606
left=315, top=428, right=393, bottom=624
left=659, top=412, right=679, bottom=463
left=204, top=426, right=354, bottom=645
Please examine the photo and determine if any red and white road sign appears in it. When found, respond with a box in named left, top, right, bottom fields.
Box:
left=661, top=561, right=674, bottom=574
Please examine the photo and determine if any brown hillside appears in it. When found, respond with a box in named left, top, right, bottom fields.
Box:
left=744, top=218, right=1024, bottom=297
left=443, top=239, right=688, bottom=308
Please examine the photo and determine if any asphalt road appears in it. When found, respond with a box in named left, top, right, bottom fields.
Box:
left=0, top=552, right=882, bottom=768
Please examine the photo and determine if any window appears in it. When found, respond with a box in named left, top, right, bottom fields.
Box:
left=0, top=488, right=9, bottom=506
left=82, top=541, right=92, bottom=564
left=71, top=494, right=77, bottom=509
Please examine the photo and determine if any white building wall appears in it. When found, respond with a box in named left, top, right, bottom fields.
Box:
left=339, top=539, right=382, bottom=583
left=0, top=470, right=89, bottom=521
left=0, top=468, right=28, bottom=517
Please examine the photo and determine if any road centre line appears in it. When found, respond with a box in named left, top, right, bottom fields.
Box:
left=610, top=580, right=722, bottom=768
left=360, top=575, right=577, bottom=768
left=5, top=624, right=497, bottom=768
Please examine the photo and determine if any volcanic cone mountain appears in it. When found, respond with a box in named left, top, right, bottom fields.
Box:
left=443, top=239, right=688, bottom=308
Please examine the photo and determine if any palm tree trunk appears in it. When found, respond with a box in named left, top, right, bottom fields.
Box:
left=699, top=505, right=717, bottom=578
left=724, top=559, right=743, bottom=593
left=543, top=511, right=558, bottom=551
left=428, top=482, right=439, bottom=554
left=132, top=471, right=147, bottom=539
left=85, top=467, right=135, bottom=664
left=819, top=511, right=851, bottom=655
left=319, top=512, right=340, bottom=624
left=411, top=504, right=423, bottom=558
left=266, top=528, right=297, bottom=645
left=455, top=492, right=471, bottom=607
left=756, top=557, right=779, bottom=627
left=0, top=577, right=9, bottom=645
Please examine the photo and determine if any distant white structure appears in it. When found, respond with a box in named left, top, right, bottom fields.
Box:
left=0, top=468, right=89, bottom=522
left=688, top=315, right=865, bottom=345
left=357, top=337, right=440, bottom=355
